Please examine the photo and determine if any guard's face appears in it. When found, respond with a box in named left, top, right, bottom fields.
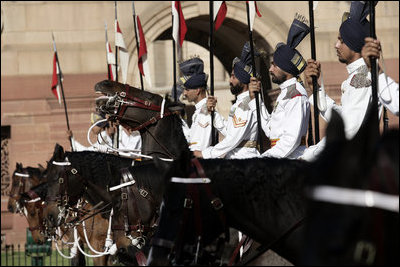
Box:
left=229, top=71, right=244, bottom=95
left=335, top=33, right=355, bottom=64
left=183, top=88, right=199, bottom=103
left=269, top=62, right=287, bottom=84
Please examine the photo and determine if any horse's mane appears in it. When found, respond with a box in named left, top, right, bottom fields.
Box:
left=65, top=151, right=133, bottom=186
left=129, top=160, right=164, bottom=198
left=22, top=182, right=48, bottom=200
left=25, top=167, right=45, bottom=181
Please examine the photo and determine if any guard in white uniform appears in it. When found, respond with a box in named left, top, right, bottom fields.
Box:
left=301, top=2, right=398, bottom=162
left=178, top=57, right=227, bottom=151
left=195, top=42, right=260, bottom=159
left=249, top=13, right=311, bottom=159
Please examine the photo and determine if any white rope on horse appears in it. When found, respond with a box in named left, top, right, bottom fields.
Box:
left=308, top=185, right=399, bottom=213
left=53, top=228, right=77, bottom=259
left=73, top=227, right=107, bottom=258
left=81, top=208, right=115, bottom=255
left=87, top=118, right=173, bottom=162
left=14, top=172, right=30, bottom=177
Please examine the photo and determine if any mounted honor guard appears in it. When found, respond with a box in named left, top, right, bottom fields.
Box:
left=194, top=42, right=260, bottom=159
left=249, top=13, right=311, bottom=159
left=301, top=1, right=399, bottom=162
left=179, top=56, right=227, bottom=151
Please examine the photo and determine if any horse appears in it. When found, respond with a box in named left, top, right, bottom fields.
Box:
left=302, top=103, right=399, bottom=265
left=147, top=102, right=399, bottom=266
left=8, top=163, right=47, bottom=244
left=21, top=181, right=111, bottom=266
left=146, top=147, right=311, bottom=265
left=44, top=143, right=155, bottom=265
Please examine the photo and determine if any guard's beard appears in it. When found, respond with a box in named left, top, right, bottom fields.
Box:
left=230, top=82, right=244, bottom=96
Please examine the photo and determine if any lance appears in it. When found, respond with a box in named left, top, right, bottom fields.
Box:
left=209, top=1, right=217, bottom=145
left=52, top=33, right=73, bottom=151
left=105, top=22, right=111, bottom=80
left=369, top=1, right=379, bottom=132
left=308, top=1, right=320, bottom=143
left=246, top=1, right=263, bottom=152
left=114, top=1, right=119, bottom=83
left=113, top=1, right=119, bottom=148
left=172, top=11, right=177, bottom=102
left=132, top=1, right=145, bottom=90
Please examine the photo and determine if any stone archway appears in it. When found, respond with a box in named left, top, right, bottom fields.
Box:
left=127, top=1, right=290, bottom=96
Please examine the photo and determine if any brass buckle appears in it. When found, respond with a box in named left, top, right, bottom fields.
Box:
left=58, top=178, right=64, bottom=184
left=211, top=198, right=223, bottom=210
left=62, top=195, right=69, bottom=205
left=121, top=193, right=128, bottom=200
left=139, top=189, right=148, bottom=198
left=184, top=198, right=193, bottom=209
left=144, top=100, right=151, bottom=107
left=71, top=168, right=78, bottom=175
left=149, top=117, right=157, bottom=124
left=119, top=92, right=126, bottom=97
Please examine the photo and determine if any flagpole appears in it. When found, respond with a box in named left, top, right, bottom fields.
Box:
left=172, top=13, right=177, bottom=103
left=369, top=1, right=379, bottom=128
left=246, top=1, right=263, bottom=153
left=309, top=1, right=320, bottom=143
left=52, top=33, right=73, bottom=151
left=209, top=1, right=217, bottom=145
left=132, top=1, right=145, bottom=90
left=115, top=1, right=119, bottom=83
left=105, top=22, right=111, bottom=80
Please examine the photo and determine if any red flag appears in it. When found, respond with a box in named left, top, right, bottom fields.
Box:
left=51, top=53, right=61, bottom=105
left=136, top=15, right=152, bottom=87
left=172, top=1, right=187, bottom=47
left=214, top=1, right=227, bottom=31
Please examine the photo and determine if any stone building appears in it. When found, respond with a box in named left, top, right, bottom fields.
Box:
left=1, top=1, right=399, bottom=246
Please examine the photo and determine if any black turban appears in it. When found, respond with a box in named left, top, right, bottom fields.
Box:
left=232, top=41, right=259, bottom=84
left=273, top=13, right=310, bottom=76
left=339, top=1, right=376, bottom=53
left=178, top=57, right=208, bottom=89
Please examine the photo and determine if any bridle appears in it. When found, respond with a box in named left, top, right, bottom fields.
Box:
left=10, top=170, right=31, bottom=215
left=104, top=84, right=181, bottom=160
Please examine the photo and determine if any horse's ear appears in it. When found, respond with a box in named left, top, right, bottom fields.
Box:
left=53, top=143, right=65, bottom=160
left=325, top=109, right=345, bottom=144
left=37, top=164, right=46, bottom=173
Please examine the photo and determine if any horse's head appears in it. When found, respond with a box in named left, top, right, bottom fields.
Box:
left=20, top=183, right=48, bottom=245
left=8, top=163, right=44, bottom=213
left=304, top=103, right=399, bottom=265
left=44, top=144, right=85, bottom=230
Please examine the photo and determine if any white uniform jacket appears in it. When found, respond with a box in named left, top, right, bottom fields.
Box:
left=202, top=91, right=260, bottom=159
left=302, top=58, right=390, bottom=161
left=250, top=77, right=310, bottom=159
left=184, top=98, right=227, bottom=151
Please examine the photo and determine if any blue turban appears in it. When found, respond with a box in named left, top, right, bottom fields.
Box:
left=339, top=1, right=376, bottom=53
left=273, top=13, right=310, bottom=76
left=178, top=57, right=208, bottom=89
left=232, top=41, right=259, bottom=84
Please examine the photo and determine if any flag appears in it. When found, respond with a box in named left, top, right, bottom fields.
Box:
left=105, top=23, right=116, bottom=81
left=115, top=20, right=130, bottom=84
left=248, top=1, right=262, bottom=31
left=136, top=15, right=152, bottom=87
left=214, top=1, right=227, bottom=31
left=106, top=41, right=116, bottom=81
left=172, top=1, right=187, bottom=47
left=51, top=53, right=62, bottom=105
